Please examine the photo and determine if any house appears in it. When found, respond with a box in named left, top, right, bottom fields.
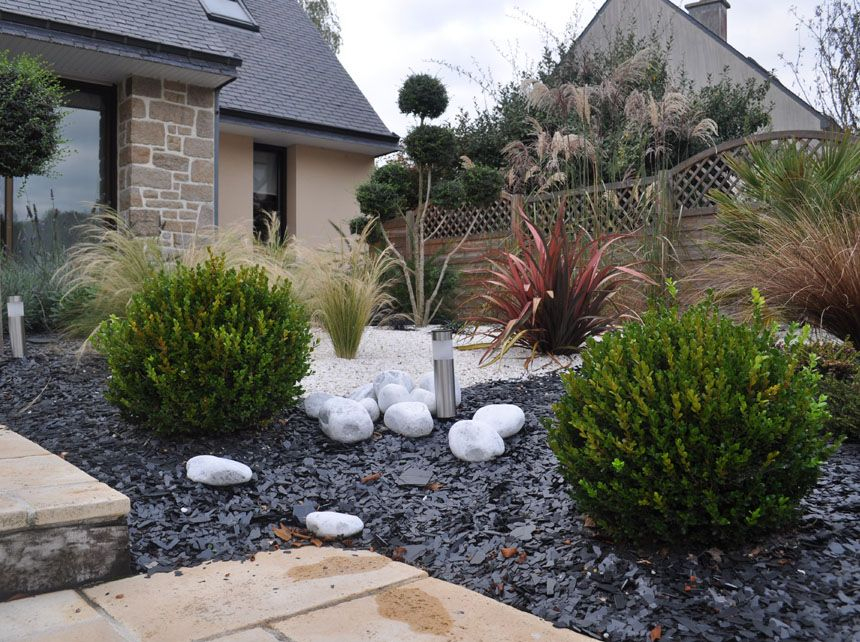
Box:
left=575, top=0, right=830, bottom=132
left=0, top=0, right=399, bottom=255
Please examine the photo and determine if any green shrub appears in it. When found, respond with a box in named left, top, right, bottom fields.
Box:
left=398, top=73, right=448, bottom=122
left=404, top=124, right=457, bottom=168
left=93, top=254, right=313, bottom=436
left=549, top=290, right=837, bottom=547
left=799, top=340, right=860, bottom=442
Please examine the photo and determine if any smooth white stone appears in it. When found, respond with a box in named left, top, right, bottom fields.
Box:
left=384, top=401, right=434, bottom=437
left=377, top=383, right=411, bottom=413
left=186, top=455, right=252, bottom=486
left=473, top=404, right=526, bottom=438
left=348, top=383, right=376, bottom=402
left=305, top=511, right=364, bottom=538
left=373, top=370, right=414, bottom=396
left=304, top=392, right=334, bottom=419
left=448, top=420, right=505, bottom=462
left=318, top=397, right=374, bottom=444
left=409, top=388, right=437, bottom=415
left=360, top=397, right=381, bottom=422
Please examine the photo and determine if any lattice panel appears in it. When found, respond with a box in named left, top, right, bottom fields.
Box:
left=423, top=199, right=510, bottom=239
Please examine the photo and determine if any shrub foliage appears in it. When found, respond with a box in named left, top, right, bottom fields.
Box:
left=398, top=73, right=448, bottom=122
left=94, top=254, right=313, bottom=436
left=549, top=291, right=837, bottom=546
left=799, top=339, right=860, bottom=442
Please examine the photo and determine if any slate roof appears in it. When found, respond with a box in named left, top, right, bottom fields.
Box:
left=0, top=0, right=397, bottom=143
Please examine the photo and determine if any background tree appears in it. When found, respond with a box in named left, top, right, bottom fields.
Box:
left=298, top=0, right=342, bottom=54
left=356, top=75, right=504, bottom=326
left=783, top=0, right=859, bottom=131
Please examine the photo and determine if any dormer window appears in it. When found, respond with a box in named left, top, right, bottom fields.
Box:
left=199, top=0, right=258, bottom=30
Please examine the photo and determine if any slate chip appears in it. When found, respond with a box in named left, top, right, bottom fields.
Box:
left=1, top=339, right=858, bottom=642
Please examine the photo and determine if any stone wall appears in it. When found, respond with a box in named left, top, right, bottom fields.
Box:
left=117, top=76, right=216, bottom=251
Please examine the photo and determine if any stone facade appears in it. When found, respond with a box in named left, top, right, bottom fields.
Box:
left=117, top=77, right=216, bottom=251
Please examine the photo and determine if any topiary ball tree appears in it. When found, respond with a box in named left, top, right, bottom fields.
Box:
left=398, top=73, right=448, bottom=123
left=0, top=52, right=65, bottom=179
left=404, top=124, right=457, bottom=169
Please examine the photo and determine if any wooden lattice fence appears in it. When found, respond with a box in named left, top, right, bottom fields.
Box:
left=382, top=130, right=848, bottom=312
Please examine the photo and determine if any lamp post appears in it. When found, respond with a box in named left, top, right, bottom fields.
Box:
left=432, top=328, right=456, bottom=418
left=7, top=295, right=24, bottom=359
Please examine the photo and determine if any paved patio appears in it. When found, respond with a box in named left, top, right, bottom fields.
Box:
left=0, top=547, right=593, bottom=641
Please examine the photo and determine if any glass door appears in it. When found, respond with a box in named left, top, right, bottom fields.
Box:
left=252, top=145, right=285, bottom=242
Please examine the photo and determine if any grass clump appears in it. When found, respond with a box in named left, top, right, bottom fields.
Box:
left=549, top=288, right=838, bottom=547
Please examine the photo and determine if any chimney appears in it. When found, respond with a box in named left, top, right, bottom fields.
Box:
left=685, top=0, right=730, bottom=41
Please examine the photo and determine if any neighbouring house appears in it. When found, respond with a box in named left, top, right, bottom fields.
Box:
left=0, top=0, right=399, bottom=256
left=575, top=0, right=831, bottom=132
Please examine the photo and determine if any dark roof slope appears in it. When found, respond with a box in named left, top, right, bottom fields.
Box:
left=0, top=0, right=235, bottom=59
left=214, top=0, right=396, bottom=140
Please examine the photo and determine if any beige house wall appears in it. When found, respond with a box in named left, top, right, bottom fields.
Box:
left=287, top=145, right=374, bottom=244
left=217, top=133, right=254, bottom=234
left=577, top=0, right=825, bottom=131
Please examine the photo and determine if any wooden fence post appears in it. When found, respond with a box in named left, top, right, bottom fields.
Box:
left=509, top=193, right=524, bottom=236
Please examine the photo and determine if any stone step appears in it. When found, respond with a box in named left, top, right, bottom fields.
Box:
left=0, top=427, right=131, bottom=599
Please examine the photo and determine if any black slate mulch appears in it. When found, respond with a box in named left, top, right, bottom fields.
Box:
left=1, top=338, right=858, bottom=642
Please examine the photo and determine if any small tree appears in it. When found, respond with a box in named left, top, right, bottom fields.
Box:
left=298, top=0, right=342, bottom=54
left=0, top=52, right=65, bottom=182
left=358, top=75, right=504, bottom=326
left=783, top=0, right=859, bottom=131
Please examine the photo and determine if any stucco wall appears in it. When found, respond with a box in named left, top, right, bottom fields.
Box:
left=287, top=145, right=374, bottom=244
left=217, top=133, right=254, bottom=233
left=577, top=0, right=825, bottom=131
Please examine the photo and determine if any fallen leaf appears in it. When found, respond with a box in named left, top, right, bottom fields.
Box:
left=249, top=554, right=256, bottom=562
left=272, top=523, right=292, bottom=543
left=684, top=584, right=692, bottom=592
left=425, top=481, right=445, bottom=491
left=500, top=547, right=518, bottom=559
left=650, top=625, right=662, bottom=641
left=747, top=546, right=762, bottom=558
left=310, top=538, right=323, bottom=548
left=583, top=515, right=597, bottom=528
left=360, top=472, right=383, bottom=484
left=115, top=594, right=124, bottom=600
left=563, top=539, right=572, bottom=545
left=391, top=546, right=407, bottom=562
left=705, top=548, right=723, bottom=564
left=516, top=551, right=528, bottom=564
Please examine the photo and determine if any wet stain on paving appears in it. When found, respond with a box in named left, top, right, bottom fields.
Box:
left=376, top=586, right=454, bottom=636
left=287, top=554, right=389, bottom=581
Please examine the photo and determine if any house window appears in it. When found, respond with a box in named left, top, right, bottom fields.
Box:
left=199, top=0, right=258, bottom=29
left=1, top=82, right=115, bottom=258
left=253, top=146, right=285, bottom=241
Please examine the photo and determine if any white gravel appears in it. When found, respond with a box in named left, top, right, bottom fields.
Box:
left=300, top=326, right=579, bottom=396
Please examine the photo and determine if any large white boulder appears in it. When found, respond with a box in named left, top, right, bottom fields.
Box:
left=473, top=404, right=526, bottom=438
left=186, top=455, right=252, bottom=486
left=348, top=383, right=376, bottom=402
left=377, top=383, right=411, bottom=413
left=305, top=511, right=364, bottom=538
left=304, top=392, right=334, bottom=419
left=417, top=371, right=462, bottom=405
left=384, top=401, right=434, bottom=437
left=373, top=370, right=414, bottom=396
left=409, top=388, right=437, bottom=415
left=319, top=397, right=374, bottom=444
left=360, top=397, right=381, bottom=422
left=448, top=420, right=505, bottom=462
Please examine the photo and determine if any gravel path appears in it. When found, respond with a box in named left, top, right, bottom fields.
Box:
left=1, top=339, right=858, bottom=642
left=301, top=326, right=576, bottom=392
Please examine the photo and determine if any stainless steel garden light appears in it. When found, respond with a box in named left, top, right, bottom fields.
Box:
left=7, top=295, right=25, bottom=359
left=432, top=328, right=456, bottom=418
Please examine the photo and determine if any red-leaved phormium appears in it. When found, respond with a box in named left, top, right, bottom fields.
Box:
left=466, top=204, right=653, bottom=366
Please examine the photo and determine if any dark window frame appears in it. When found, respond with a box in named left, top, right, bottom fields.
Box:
left=198, top=0, right=259, bottom=31
left=1, top=79, right=117, bottom=253
left=253, top=143, right=287, bottom=242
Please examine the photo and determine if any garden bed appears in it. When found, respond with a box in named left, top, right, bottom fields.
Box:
left=1, top=338, right=857, bottom=642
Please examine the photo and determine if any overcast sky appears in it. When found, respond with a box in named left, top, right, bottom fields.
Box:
left=336, top=0, right=820, bottom=138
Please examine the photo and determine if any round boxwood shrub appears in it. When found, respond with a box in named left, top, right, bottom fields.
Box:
left=398, top=73, right=448, bottom=122
left=548, top=289, right=837, bottom=546
left=404, top=124, right=457, bottom=168
left=798, top=339, right=860, bottom=442
left=94, top=254, right=313, bottom=437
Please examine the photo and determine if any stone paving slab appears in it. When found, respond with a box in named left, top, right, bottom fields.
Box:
left=84, top=548, right=427, bottom=642
left=0, top=428, right=130, bottom=532
left=0, top=549, right=596, bottom=642
left=273, top=576, right=590, bottom=642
